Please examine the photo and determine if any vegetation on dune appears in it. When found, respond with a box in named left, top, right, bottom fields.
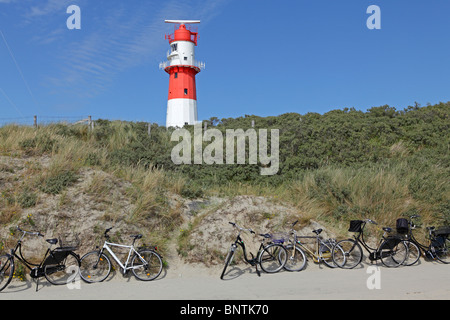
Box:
left=0, top=101, right=448, bottom=250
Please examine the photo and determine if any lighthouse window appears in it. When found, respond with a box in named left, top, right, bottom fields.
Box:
left=174, top=72, right=178, bottom=78
left=184, top=88, right=188, bottom=95
left=184, top=57, right=187, bottom=61
left=171, top=43, right=177, bottom=52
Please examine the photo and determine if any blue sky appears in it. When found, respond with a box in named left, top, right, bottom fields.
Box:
left=0, top=0, right=449, bottom=126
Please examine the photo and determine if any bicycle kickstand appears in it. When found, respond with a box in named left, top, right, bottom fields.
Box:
left=255, top=264, right=261, bottom=277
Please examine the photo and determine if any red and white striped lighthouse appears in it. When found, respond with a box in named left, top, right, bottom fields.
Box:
left=161, top=20, right=205, bottom=128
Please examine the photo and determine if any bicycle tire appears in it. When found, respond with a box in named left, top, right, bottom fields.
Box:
left=403, top=240, right=421, bottom=266
left=44, top=251, right=81, bottom=286
left=319, top=241, right=342, bottom=268
left=434, top=238, right=450, bottom=264
left=379, top=239, right=407, bottom=267
left=332, top=239, right=363, bottom=269
left=0, top=255, right=14, bottom=292
left=258, top=243, right=287, bottom=273
left=79, top=251, right=111, bottom=283
left=220, top=244, right=237, bottom=280
left=131, top=249, right=163, bottom=281
left=284, top=244, right=306, bottom=272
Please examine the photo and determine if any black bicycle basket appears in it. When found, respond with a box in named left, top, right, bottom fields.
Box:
left=435, top=227, right=450, bottom=238
left=348, top=220, right=364, bottom=233
left=396, top=218, right=409, bottom=235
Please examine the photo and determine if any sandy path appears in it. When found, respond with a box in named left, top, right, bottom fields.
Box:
left=1, top=259, right=448, bottom=300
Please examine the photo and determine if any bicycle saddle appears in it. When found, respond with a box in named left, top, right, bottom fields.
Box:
left=312, top=229, right=323, bottom=235
left=46, top=238, right=58, bottom=245
left=383, top=227, right=392, bottom=233
left=427, top=226, right=435, bottom=231
left=131, top=234, right=143, bottom=239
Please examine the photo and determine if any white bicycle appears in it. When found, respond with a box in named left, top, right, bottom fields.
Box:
left=79, top=227, right=163, bottom=283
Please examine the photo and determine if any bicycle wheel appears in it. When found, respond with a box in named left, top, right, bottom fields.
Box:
left=434, top=238, right=450, bottom=264
left=319, top=241, right=343, bottom=268
left=220, top=244, right=237, bottom=280
left=379, top=238, right=407, bottom=267
left=44, top=251, right=81, bottom=285
left=332, top=239, right=363, bottom=269
left=403, top=241, right=421, bottom=266
left=259, top=243, right=287, bottom=273
left=131, top=249, right=163, bottom=281
left=284, top=244, right=306, bottom=272
left=79, top=251, right=111, bottom=283
left=0, top=255, right=14, bottom=292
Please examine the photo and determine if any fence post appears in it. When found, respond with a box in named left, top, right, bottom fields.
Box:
left=148, top=122, right=151, bottom=136
left=34, top=115, right=37, bottom=129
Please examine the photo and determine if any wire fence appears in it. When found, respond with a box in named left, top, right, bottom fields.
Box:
left=0, top=115, right=92, bottom=128
left=0, top=115, right=156, bottom=136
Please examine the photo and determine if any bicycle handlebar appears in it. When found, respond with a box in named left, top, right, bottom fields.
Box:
left=104, top=227, right=113, bottom=238
left=228, top=222, right=255, bottom=234
left=16, top=226, right=44, bottom=237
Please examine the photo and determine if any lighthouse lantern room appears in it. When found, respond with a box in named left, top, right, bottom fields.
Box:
left=160, top=20, right=205, bottom=128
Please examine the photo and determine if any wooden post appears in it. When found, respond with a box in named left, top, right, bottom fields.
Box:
left=34, top=115, right=37, bottom=129
left=251, top=120, right=255, bottom=128
left=148, top=122, right=151, bottom=136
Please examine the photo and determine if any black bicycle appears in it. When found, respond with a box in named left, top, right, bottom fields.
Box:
left=332, top=219, right=408, bottom=269
left=399, top=215, right=450, bottom=265
left=220, top=222, right=288, bottom=279
left=0, top=226, right=81, bottom=292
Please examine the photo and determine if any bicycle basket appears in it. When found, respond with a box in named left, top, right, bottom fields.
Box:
left=396, top=218, right=409, bottom=235
left=268, top=232, right=289, bottom=244
left=348, top=220, right=364, bottom=233
left=435, top=227, right=450, bottom=238
left=57, top=233, right=80, bottom=251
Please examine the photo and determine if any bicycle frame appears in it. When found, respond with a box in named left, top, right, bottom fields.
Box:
left=353, top=220, right=404, bottom=261
left=100, top=241, right=146, bottom=274
left=8, top=230, right=53, bottom=278
left=295, top=236, right=330, bottom=261
left=231, top=234, right=265, bottom=266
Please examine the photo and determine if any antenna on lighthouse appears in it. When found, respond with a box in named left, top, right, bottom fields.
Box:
left=165, top=20, right=200, bottom=24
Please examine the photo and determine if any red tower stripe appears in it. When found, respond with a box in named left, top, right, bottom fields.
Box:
left=166, top=66, right=199, bottom=100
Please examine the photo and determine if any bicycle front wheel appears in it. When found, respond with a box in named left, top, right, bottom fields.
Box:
left=131, top=249, right=163, bottom=281
left=332, top=239, right=363, bottom=269
left=259, top=243, right=287, bottom=273
left=44, top=251, right=81, bottom=286
left=0, top=255, right=14, bottom=292
left=79, top=251, right=111, bottom=283
left=403, top=241, right=421, bottom=266
left=284, top=244, right=306, bottom=272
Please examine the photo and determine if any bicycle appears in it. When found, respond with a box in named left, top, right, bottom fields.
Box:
left=399, top=215, right=450, bottom=265
left=283, top=220, right=344, bottom=271
left=220, top=222, right=288, bottom=280
left=79, top=227, right=163, bottom=283
left=0, top=226, right=80, bottom=292
left=332, top=219, right=408, bottom=269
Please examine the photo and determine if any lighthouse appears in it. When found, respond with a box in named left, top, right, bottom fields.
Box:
left=160, top=20, right=205, bottom=128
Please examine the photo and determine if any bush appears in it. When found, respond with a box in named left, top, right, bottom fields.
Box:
left=40, top=170, right=78, bottom=195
